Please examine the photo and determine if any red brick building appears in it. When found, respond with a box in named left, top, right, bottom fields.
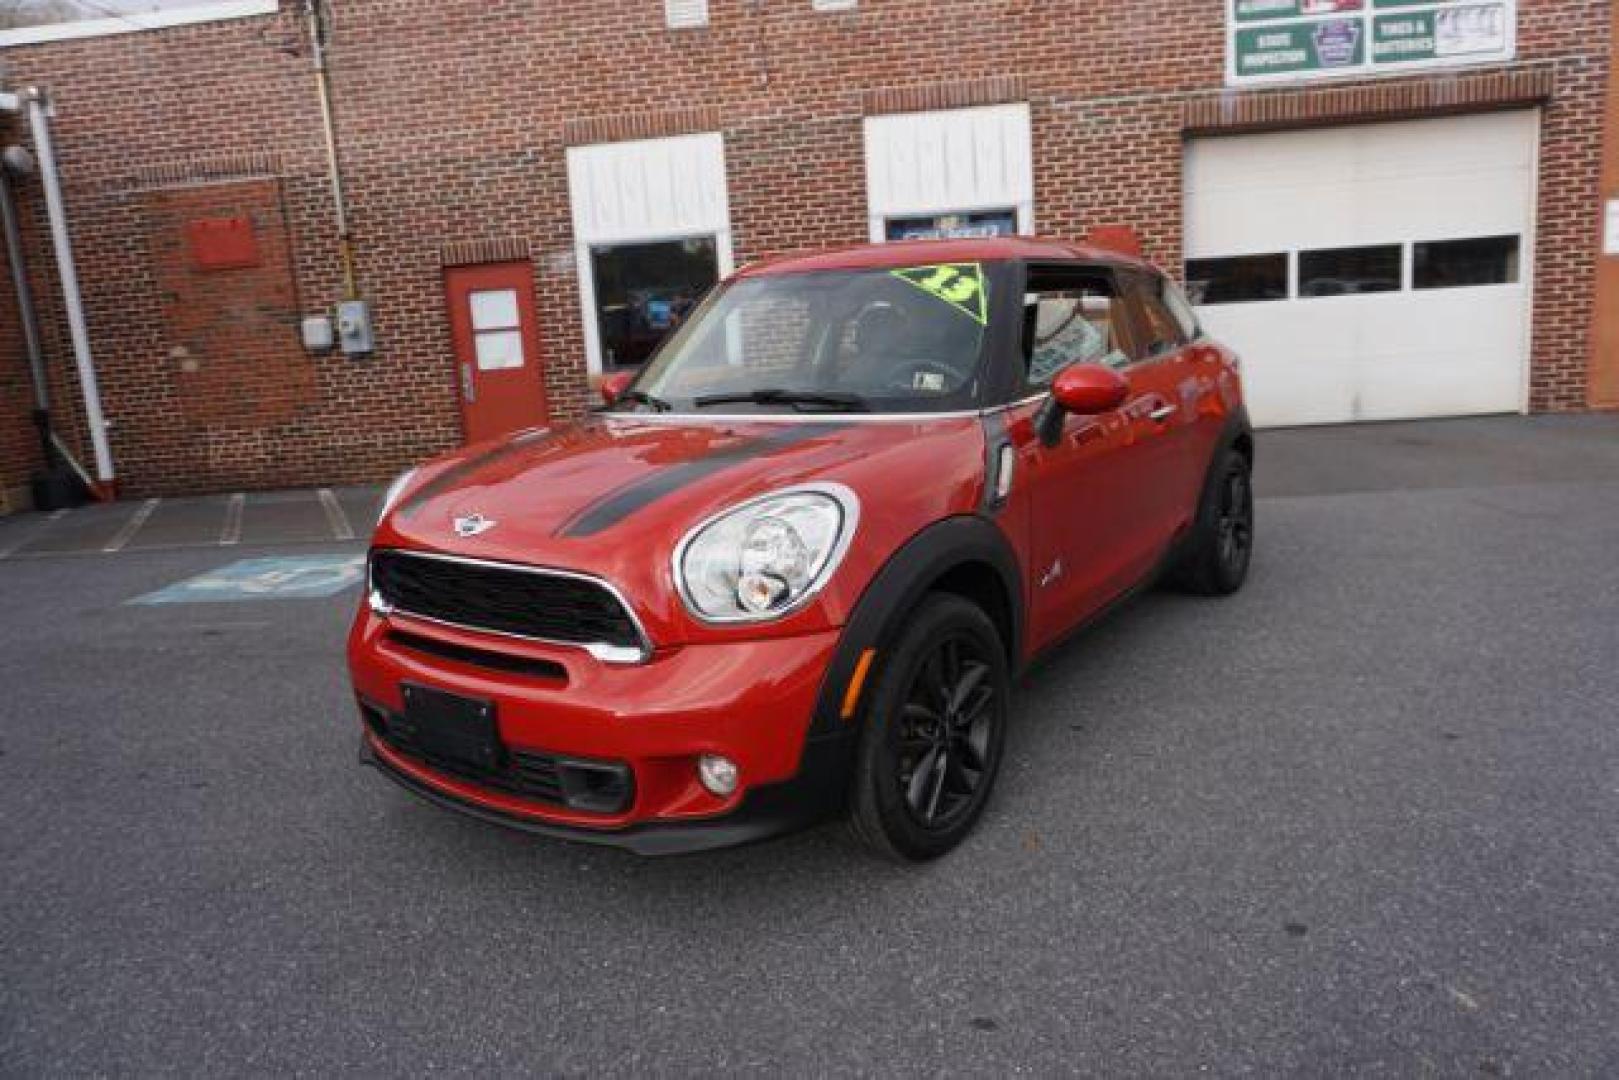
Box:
left=0, top=0, right=1611, bottom=502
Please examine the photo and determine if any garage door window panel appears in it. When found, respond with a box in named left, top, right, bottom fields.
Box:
left=1414, top=235, right=1521, bottom=290
left=1299, top=245, right=1403, bottom=298
left=1184, top=254, right=1289, bottom=306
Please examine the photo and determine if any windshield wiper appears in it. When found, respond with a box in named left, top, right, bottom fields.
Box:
left=615, top=390, right=672, bottom=413
left=693, top=388, right=871, bottom=413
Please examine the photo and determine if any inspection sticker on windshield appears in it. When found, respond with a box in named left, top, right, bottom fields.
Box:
left=891, top=263, right=989, bottom=326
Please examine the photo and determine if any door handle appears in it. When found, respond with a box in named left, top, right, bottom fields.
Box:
left=461, top=363, right=476, bottom=403
left=1147, top=403, right=1178, bottom=423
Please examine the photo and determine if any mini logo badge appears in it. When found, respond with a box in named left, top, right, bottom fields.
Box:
left=453, top=513, right=497, bottom=539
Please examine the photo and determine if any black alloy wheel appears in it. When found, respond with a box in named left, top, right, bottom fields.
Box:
left=895, top=633, right=997, bottom=831
left=1216, top=462, right=1254, bottom=580
left=849, top=593, right=1009, bottom=862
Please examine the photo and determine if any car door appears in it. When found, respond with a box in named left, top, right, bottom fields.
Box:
left=1116, top=270, right=1204, bottom=549
left=1018, top=265, right=1163, bottom=651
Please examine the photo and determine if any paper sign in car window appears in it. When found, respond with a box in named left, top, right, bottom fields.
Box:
left=891, top=264, right=989, bottom=326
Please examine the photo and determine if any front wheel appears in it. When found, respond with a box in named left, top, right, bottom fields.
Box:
left=848, top=594, right=1010, bottom=862
left=1168, top=444, right=1254, bottom=596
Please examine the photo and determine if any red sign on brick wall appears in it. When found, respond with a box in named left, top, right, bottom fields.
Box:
left=184, top=216, right=260, bottom=271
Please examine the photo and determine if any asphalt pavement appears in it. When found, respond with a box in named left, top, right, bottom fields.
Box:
left=1, top=414, right=1617, bottom=1076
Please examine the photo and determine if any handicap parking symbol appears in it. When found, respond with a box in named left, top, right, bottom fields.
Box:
left=132, top=556, right=367, bottom=605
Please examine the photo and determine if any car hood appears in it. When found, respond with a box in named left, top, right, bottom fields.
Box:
left=374, top=413, right=990, bottom=642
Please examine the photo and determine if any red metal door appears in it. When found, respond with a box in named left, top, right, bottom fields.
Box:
left=445, top=262, right=550, bottom=444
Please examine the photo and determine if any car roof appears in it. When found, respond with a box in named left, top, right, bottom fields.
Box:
left=733, top=237, right=1156, bottom=279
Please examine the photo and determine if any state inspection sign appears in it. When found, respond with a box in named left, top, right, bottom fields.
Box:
left=1229, top=0, right=1515, bottom=86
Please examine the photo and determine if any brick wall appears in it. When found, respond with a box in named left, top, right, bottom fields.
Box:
left=0, top=0, right=1608, bottom=495
left=0, top=229, right=39, bottom=513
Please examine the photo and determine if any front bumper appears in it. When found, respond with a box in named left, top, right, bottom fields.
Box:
left=359, top=727, right=855, bottom=855
left=348, top=609, right=855, bottom=852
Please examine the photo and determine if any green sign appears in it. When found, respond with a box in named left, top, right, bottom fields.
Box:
left=1230, top=0, right=1513, bottom=83
left=891, top=264, right=990, bottom=326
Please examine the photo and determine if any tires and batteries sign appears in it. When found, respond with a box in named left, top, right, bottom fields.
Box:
left=1229, top=0, right=1515, bottom=85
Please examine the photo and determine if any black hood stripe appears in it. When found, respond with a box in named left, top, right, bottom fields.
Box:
left=557, top=423, right=849, bottom=539
left=397, top=427, right=553, bottom=520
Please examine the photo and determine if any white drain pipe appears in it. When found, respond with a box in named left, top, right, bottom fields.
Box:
left=25, top=88, right=115, bottom=493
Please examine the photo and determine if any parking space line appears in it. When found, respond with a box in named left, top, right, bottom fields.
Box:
left=0, top=509, right=68, bottom=561
left=318, top=488, right=356, bottom=541
left=103, top=499, right=160, bottom=554
left=220, top=493, right=245, bottom=546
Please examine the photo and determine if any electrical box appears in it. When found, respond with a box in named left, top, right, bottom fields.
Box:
left=335, top=300, right=375, bottom=357
left=301, top=315, right=335, bottom=352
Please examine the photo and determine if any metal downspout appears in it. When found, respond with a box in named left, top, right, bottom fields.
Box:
left=304, top=0, right=359, bottom=301
left=25, top=88, right=115, bottom=496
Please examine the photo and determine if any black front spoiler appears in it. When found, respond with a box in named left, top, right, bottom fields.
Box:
left=360, top=728, right=857, bottom=857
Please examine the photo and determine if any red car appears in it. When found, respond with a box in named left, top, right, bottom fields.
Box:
left=350, top=238, right=1254, bottom=861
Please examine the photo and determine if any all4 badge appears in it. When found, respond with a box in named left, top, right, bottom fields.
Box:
left=891, top=263, right=989, bottom=326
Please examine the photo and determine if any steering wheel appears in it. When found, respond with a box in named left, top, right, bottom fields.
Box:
left=886, top=358, right=965, bottom=394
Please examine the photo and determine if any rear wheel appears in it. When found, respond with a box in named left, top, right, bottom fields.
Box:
left=848, top=594, right=1009, bottom=862
left=1168, top=445, right=1254, bottom=596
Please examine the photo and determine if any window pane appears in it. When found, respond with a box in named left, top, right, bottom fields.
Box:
left=469, top=289, right=520, bottom=332
left=1024, top=287, right=1125, bottom=386
left=1162, top=281, right=1201, bottom=340
left=886, top=210, right=1016, bottom=242
left=1299, top=245, right=1402, bottom=298
left=591, top=237, right=718, bottom=370
left=1184, top=254, right=1288, bottom=305
left=474, top=330, right=524, bottom=371
left=1414, top=235, right=1520, bottom=290
left=1126, top=277, right=1188, bottom=358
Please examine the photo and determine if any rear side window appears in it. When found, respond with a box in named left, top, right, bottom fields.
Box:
left=1162, top=280, right=1202, bottom=341
left=1021, top=268, right=1132, bottom=389
left=1122, top=274, right=1188, bottom=360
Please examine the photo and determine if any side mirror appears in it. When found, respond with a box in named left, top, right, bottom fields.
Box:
left=1051, top=365, right=1129, bottom=416
left=599, top=371, right=634, bottom=407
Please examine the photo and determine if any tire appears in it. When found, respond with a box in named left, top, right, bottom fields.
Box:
left=848, top=593, right=1010, bottom=863
left=1167, top=444, right=1254, bottom=596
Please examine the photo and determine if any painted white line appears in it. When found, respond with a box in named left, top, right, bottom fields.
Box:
left=0, top=508, right=68, bottom=561
left=103, top=498, right=160, bottom=553
left=220, top=493, right=246, bottom=546
left=318, top=488, right=356, bottom=541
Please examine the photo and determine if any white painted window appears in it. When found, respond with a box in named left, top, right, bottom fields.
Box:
left=0, top=1, right=278, bottom=47
left=665, top=0, right=708, bottom=29
left=813, top=0, right=857, bottom=10
left=566, top=133, right=735, bottom=374
left=864, top=104, right=1035, bottom=243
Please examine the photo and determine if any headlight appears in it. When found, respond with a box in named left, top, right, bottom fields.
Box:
left=674, top=484, right=860, bottom=623
left=377, top=467, right=419, bottom=523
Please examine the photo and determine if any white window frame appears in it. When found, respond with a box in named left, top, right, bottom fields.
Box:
left=863, top=104, right=1035, bottom=244
left=566, top=133, right=735, bottom=376
left=0, top=1, right=278, bottom=47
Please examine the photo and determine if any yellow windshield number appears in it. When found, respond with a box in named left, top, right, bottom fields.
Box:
left=891, top=263, right=989, bottom=326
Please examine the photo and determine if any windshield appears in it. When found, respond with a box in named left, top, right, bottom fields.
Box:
left=623, top=263, right=1006, bottom=414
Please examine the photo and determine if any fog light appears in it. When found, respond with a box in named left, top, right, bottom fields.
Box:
left=698, top=754, right=740, bottom=797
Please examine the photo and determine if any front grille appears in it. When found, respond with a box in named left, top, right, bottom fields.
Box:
left=370, top=549, right=646, bottom=660
left=386, top=629, right=569, bottom=683
left=360, top=700, right=633, bottom=813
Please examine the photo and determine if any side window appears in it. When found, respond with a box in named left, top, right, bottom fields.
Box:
left=1162, top=279, right=1202, bottom=342
left=1021, top=269, right=1132, bottom=389
left=1123, top=274, right=1188, bottom=361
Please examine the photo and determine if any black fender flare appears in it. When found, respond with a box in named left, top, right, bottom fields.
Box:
left=806, top=515, right=1025, bottom=738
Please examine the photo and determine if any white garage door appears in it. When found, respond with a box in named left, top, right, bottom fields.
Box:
left=1185, top=111, right=1538, bottom=427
